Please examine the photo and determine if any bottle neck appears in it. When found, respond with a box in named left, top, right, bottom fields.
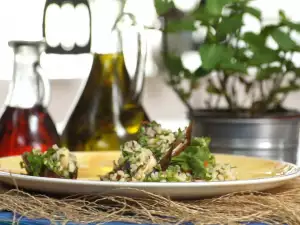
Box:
left=6, top=46, right=43, bottom=109
left=93, top=30, right=122, bottom=54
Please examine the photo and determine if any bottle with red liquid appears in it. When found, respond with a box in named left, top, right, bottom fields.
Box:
left=0, top=41, right=60, bottom=157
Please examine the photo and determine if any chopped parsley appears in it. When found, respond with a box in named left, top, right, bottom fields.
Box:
left=101, top=121, right=237, bottom=182
left=20, top=145, right=78, bottom=179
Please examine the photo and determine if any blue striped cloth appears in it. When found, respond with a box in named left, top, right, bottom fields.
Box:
left=0, top=212, right=270, bottom=225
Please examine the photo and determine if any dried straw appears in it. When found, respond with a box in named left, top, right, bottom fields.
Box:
left=1, top=178, right=300, bottom=225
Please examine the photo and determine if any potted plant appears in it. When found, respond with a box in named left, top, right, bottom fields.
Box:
left=154, top=0, right=300, bottom=151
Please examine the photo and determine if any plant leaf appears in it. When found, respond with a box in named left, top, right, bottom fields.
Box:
left=249, top=47, right=279, bottom=65
left=243, top=32, right=266, bottom=48
left=154, top=0, right=174, bottom=16
left=165, top=55, right=184, bottom=75
left=192, top=7, right=219, bottom=25
left=205, top=0, right=235, bottom=16
left=219, top=61, right=247, bottom=73
left=217, top=14, right=243, bottom=37
left=221, top=46, right=235, bottom=60
left=250, top=53, right=277, bottom=65
left=282, top=20, right=300, bottom=32
left=235, top=48, right=251, bottom=62
left=256, top=67, right=282, bottom=80
left=293, top=68, right=300, bottom=77
left=244, top=6, right=262, bottom=20
left=275, top=85, right=300, bottom=93
left=171, top=137, right=216, bottom=180
left=261, top=25, right=279, bottom=37
left=166, top=18, right=195, bottom=32
left=279, top=10, right=287, bottom=20
left=182, top=69, right=193, bottom=79
left=194, top=67, right=210, bottom=78
left=271, top=28, right=297, bottom=51
left=199, top=44, right=225, bottom=70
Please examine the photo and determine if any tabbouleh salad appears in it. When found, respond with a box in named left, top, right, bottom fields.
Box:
left=101, top=121, right=237, bottom=182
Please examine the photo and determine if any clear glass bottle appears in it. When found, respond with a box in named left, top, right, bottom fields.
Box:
left=61, top=27, right=149, bottom=152
left=0, top=41, right=60, bottom=157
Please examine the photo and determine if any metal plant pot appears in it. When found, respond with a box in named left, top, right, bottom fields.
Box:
left=189, top=110, right=300, bottom=151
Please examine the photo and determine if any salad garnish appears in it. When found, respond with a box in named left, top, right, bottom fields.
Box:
left=20, top=145, right=78, bottom=179
left=101, top=121, right=237, bottom=182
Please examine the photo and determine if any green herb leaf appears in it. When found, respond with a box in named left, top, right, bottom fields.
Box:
left=217, top=14, right=243, bottom=37
left=249, top=47, right=279, bottom=65
left=219, top=61, right=247, bottom=73
left=243, top=32, right=266, bottom=48
left=154, top=0, right=174, bottom=16
left=256, top=67, right=282, bottom=80
left=234, top=48, right=251, bottom=62
left=193, top=67, right=210, bottom=78
left=205, top=0, right=235, bottom=16
left=244, top=6, right=262, bottom=20
left=199, top=44, right=226, bottom=70
left=293, top=68, right=300, bottom=77
left=192, top=7, right=219, bottom=25
left=279, top=10, right=287, bottom=21
left=171, top=137, right=216, bottom=180
left=261, top=25, right=279, bottom=37
left=165, top=55, right=184, bottom=75
left=20, top=147, right=74, bottom=179
left=165, top=18, right=195, bottom=32
left=282, top=20, right=300, bottom=32
left=21, top=151, right=44, bottom=176
left=271, top=28, right=297, bottom=51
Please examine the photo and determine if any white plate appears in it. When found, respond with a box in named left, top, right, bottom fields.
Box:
left=0, top=152, right=299, bottom=200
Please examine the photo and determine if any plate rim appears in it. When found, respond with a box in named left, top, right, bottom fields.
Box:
left=0, top=153, right=299, bottom=188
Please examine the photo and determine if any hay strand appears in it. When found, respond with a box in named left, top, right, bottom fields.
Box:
left=0, top=178, right=300, bottom=225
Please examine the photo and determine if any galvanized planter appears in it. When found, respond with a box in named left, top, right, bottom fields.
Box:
left=189, top=110, right=300, bottom=151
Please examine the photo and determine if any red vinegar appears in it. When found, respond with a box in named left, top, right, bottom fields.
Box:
left=0, top=105, right=60, bottom=157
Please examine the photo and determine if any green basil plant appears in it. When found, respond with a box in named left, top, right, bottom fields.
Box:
left=154, top=0, right=300, bottom=116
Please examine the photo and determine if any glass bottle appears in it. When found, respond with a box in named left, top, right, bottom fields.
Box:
left=0, top=41, right=61, bottom=157
left=61, top=26, right=149, bottom=152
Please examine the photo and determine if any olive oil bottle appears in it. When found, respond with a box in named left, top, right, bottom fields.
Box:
left=61, top=30, right=148, bottom=151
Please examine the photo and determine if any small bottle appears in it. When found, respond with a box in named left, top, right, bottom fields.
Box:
left=0, top=41, right=61, bottom=157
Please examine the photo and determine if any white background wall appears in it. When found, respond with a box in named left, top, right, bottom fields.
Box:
left=1, top=0, right=300, bottom=132
left=1, top=0, right=300, bottom=80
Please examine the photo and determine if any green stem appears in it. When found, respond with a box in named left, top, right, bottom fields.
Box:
left=206, top=95, right=213, bottom=109
left=278, top=92, right=288, bottom=106
left=230, top=27, right=242, bottom=109
left=215, top=95, right=221, bottom=108
left=220, top=72, right=233, bottom=110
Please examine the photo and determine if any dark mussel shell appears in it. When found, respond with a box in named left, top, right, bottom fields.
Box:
left=21, top=153, right=31, bottom=172
left=159, top=123, right=192, bottom=170
left=42, top=168, right=78, bottom=179
left=172, top=122, right=192, bottom=157
left=159, top=147, right=173, bottom=171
